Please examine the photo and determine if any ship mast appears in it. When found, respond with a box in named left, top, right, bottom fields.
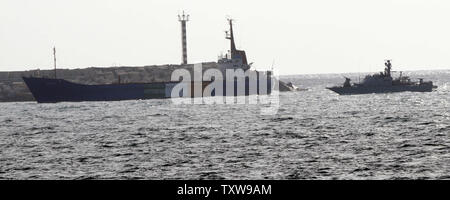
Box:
left=224, top=18, right=248, bottom=65
left=225, top=18, right=237, bottom=53
left=53, top=47, right=57, bottom=79
left=384, top=59, right=392, bottom=77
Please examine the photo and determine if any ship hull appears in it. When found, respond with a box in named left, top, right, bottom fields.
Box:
left=327, top=84, right=435, bottom=95
left=23, top=77, right=272, bottom=103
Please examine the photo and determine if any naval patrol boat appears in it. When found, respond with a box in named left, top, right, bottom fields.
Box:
left=327, top=60, right=437, bottom=95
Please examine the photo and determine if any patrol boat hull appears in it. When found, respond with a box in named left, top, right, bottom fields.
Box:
left=327, top=84, right=434, bottom=95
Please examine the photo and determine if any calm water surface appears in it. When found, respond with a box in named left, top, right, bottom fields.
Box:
left=1, top=70, right=449, bottom=179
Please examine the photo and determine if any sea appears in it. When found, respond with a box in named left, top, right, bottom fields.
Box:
left=0, top=70, right=449, bottom=179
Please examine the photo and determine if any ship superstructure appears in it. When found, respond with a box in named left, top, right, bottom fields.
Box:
left=218, top=19, right=250, bottom=71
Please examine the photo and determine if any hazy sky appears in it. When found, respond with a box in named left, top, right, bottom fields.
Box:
left=1, top=0, right=449, bottom=75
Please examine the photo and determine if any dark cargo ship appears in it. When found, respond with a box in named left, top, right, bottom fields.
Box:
left=23, top=18, right=274, bottom=103
left=22, top=77, right=272, bottom=103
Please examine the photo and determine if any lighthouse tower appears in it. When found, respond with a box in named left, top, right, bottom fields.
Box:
left=178, top=11, right=189, bottom=65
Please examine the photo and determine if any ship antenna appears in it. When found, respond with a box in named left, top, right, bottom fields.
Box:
left=357, top=57, right=361, bottom=83
left=178, top=11, right=189, bottom=65
left=271, top=59, right=275, bottom=72
left=53, top=46, right=57, bottom=79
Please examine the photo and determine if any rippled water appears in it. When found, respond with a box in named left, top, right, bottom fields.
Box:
left=1, top=70, right=449, bottom=179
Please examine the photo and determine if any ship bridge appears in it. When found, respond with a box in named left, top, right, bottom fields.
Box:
left=218, top=19, right=250, bottom=71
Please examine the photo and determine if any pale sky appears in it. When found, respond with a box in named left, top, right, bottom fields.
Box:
left=1, top=0, right=449, bottom=75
